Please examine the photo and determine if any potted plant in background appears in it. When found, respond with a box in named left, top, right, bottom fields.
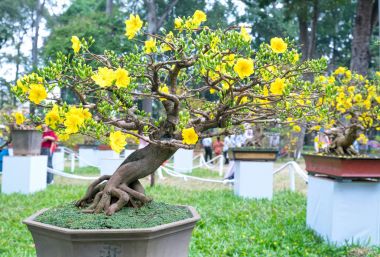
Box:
left=12, top=10, right=326, bottom=256
left=229, top=124, right=279, bottom=200
left=303, top=68, right=380, bottom=246
left=1, top=110, right=48, bottom=194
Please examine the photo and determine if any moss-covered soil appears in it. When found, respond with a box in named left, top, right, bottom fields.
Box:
left=35, top=201, right=192, bottom=229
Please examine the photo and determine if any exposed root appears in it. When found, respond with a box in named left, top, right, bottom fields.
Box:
left=75, top=175, right=111, bottom=207
left=78, top=179, right=151, bottom=215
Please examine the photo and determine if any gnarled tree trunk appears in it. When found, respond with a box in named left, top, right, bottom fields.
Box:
left=76, top=144, right=177, bottom=215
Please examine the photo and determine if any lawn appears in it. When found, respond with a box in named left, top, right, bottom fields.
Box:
left=1, top=181, right=380, bottom=256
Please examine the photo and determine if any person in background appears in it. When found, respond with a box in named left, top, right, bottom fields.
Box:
left=202, top=137, right=213, bottom=162
left=212, top=137, right=224, bottom=156
left=41, top=125, right=58, bottom=184
left=223, top=135, right=231, bottom=165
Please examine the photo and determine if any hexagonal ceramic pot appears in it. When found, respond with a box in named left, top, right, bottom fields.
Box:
left=23, top=206, right=200, bottom=257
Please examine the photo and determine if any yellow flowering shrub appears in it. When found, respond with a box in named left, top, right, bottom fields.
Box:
left=11, top=10, right=327, bottom=152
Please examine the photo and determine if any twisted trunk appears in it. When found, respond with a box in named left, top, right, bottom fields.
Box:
left=76, top=144, right=177, bottom=215
left=325, top=126, right=360, bottom=156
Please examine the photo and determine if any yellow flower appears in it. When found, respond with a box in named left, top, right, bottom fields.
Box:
left=210, top=88, right=216, bottom=94
left=270, top=37, right=287, bottom=53
left=223, top=54, right=235, bottom=66
left=45, top=105, right=61, bottom=129
left=91, top=67, right=115, bottom=87
left=333, top=66, right=346, bottom=75
left=270, top=78, right=286, bottom=95
left=233, top=58, right=254, bottom=79
left=354, top=94, right=362, bottom=103
left=357, top=133, right=368, bottom=144
left=292, top=53, right=299, bottom=63
left=71, top=36, right=81, bottom=53
left=125, top=14, right=143, bottom=39
left=159, top=84, right=169, bottom=101
left=13, top=112, right=25, bottom=125
left=58, top=133, right=70, bottom=141
left=28, top=83, right=47, bottom=104
left=109, top=131, right=127, bottom=153
left=16, top=79, right=28, bottom=93
left=114, top=68, right=131, bottom=88
left=292, top=125, right=301, bottom=133
left=240, top=96, right=249, bottom=104
left=64, top=114, right=82, bottom=134
left=222, top=82, right=230, bottom=90
left=182, top=127, right=199, bottom=145
left=145, top=38, right=157, bottom=54
left=192, top=10, right=207, bottom=25
left=174, top=17, right=183, bottom=30
left=240, top=26, right=252, bottom=42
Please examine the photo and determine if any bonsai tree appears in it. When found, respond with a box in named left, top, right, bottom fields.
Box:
left=309, top=68, right=380, bottom=156
left=12, top=11, right=326, bottom=215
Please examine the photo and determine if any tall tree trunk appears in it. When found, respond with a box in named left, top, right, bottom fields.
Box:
left=76, top=144, right=177, bottom=215
left=350, top=0, right=376, bottom=75
left=106, top=0, right=113, bottom=17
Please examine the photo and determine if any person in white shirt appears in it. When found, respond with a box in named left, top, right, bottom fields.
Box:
left=202, top=137, right=213, bottom=162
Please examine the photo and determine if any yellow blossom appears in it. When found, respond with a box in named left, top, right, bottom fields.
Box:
left=233, top=58, right=254, bottom=79
left=13, top=112, right=25, bottom=125
left=28, top=83, right=47, bottom=104
left=45, top=105, right=61, bottom=129
left=159, top=84, right=169, bottom=101
left=182, top=127, right=199, bottom=145
left=210, top=88, right=216, bottom=94
left=71, top=36, right=81, bottom=53
left=114, top=68, right=131, bottom=88
left=64, top=114, right=82, bottom=134
left=58, top=133, right=70, bottom=141
left=192, top=10, right=207, bottom=25
left=91, top=67, right=115, bottom=87
left=357, top=134, right=368, bottom=144
left=109, top=131, right=127, bottom=153
left=270, top=78, right=286, bottom=95
left=240, top=26, right=252, bottom=42
left=125, top=14, right=143, bottom=39
left=223, top=54, right=235, bottom=66
left=174, top=17, right=183, bottom=30
left=16, top=79, right=28, bottom=93
left=270, top=37, right=287, bottom=53
left=145, top=37, right=157, bottom=54
left=292, top=125, right=301, bottom=133
left=333, top=66, right=346, bottom=75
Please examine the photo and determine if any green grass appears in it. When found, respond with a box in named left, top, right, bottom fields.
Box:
left=1, top=185, right=380, bottom=256
left=63, top=166, right=100, bottom=175
left=190, top=168, right=223, bottom=178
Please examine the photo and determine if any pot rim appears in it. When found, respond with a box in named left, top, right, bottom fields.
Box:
left=302, top=153, right=380, bottom=160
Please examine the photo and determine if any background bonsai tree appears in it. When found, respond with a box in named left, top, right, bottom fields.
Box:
left=309, top=68, right=380, bottom=156
left=12, top=11, right=326, bottom=215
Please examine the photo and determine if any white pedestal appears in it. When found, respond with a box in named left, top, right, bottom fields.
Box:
left=78, top=147, right=97, bottom=167
left=2, top=156, right=47, bottom=194
left=96, top=150, right=119, bottom=161
left=173, top=149, right=193, bottom=173
left=307, top=175, right=380, bottom=246
left=123, top=150, right=134, bottom=158
left=234, top=161, right=273, bottom=199
left=52, top=147, right=65, bottom=172
left=99, top=158, right=124, bottom=176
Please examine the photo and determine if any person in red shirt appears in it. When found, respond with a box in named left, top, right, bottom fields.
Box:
left=40, top=125, right=58, bottom=184
left=212, top=137, right=224, bottom=156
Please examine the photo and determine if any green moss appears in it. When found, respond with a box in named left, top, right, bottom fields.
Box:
left=35, top=201, right=192, bottom=229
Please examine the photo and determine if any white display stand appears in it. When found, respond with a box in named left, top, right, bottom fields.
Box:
left=99, top=158, right=124, bottom=176
left=123, top=149, right=134, bottom=158
left=234, top=161, right=274, bottom=199
left=2, top=155, right=47, bottom=194
left=96, top=150, right=119, bottom=162
left=78, top=147, right=97, bottom=167
left=307, top=175, right=380, bottom=246
left=173, top=149, right=193, bottom=173
left=52, top=147, right=65, bottom=172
